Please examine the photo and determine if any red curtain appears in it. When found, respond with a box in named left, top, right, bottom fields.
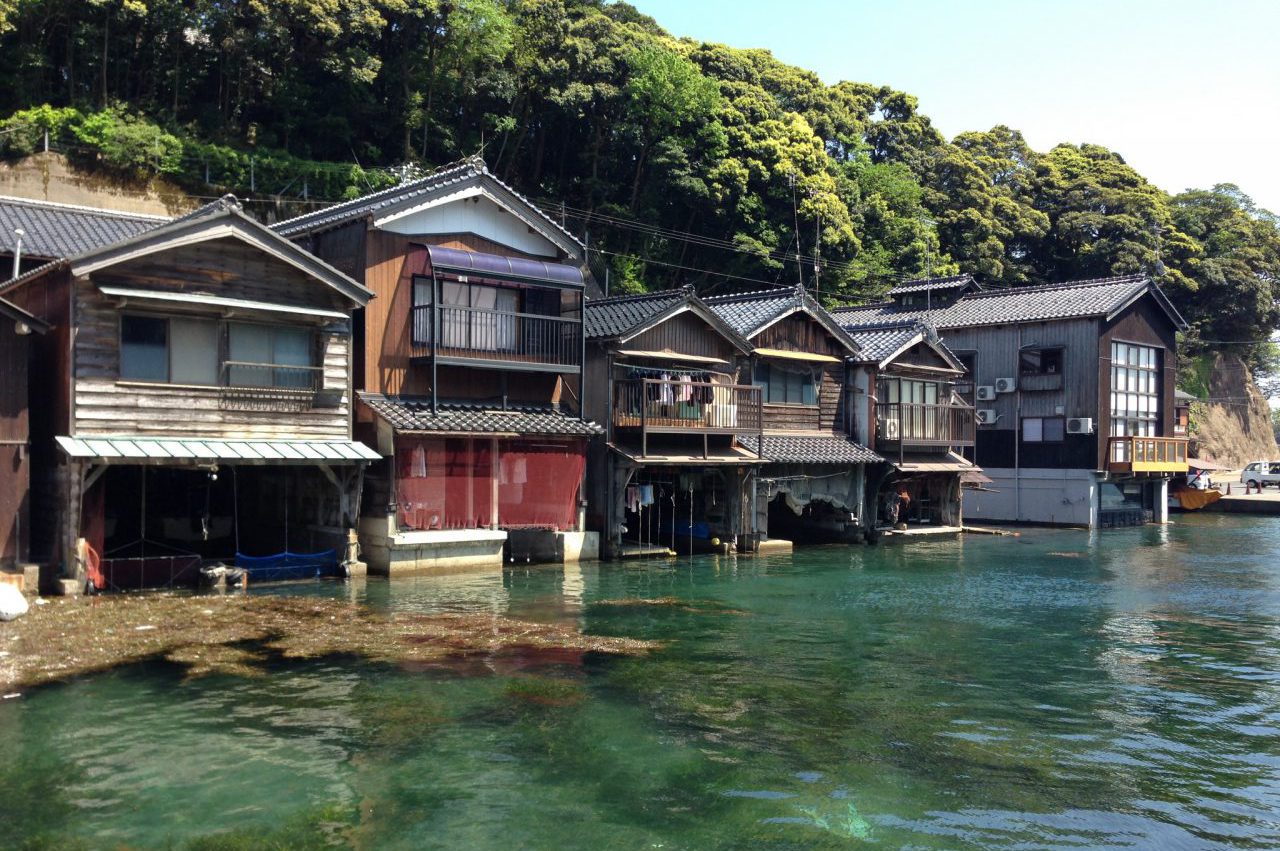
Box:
left=497, top=439, right=584, bottom=530
left=396, top=437, right=494, bottom=530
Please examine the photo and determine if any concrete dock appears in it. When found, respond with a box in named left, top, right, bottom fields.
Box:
left=1200, top=488, right=1280, bottom=516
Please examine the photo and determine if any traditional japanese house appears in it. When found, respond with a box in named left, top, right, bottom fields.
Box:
left=704, top=285, right=882, bottom=545
left=843, top=318, right=979, bottom=534
left=0, top=195, right=168, bottom=277
left=275, top=157, right=602, bottom=572
left=583, top=287, right=764, bottom=557
left=1, top=296, right=48, bottom=583
left=0, top=195, right=377, bottom=590
left=835, top=274, right=1190, bottom=527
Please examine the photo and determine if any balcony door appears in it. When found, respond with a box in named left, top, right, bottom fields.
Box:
left=880, top=378, right=940, bottom=441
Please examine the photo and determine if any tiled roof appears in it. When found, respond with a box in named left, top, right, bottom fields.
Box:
left=843, top=320, right=926, bottom=364
left=704, top=286, right=798, bottom=337
left=833, top=275, right=1187, bottom=331
left=584, top=290, right=686, bottom=339
left=739, top=434, right=883, bottom=464
left=272, top=157, right=584, bottom=253
left=887, top=274, right=981, bottom=296
left=0, top=196, right=168, bottom=260
left=360, top=393, right=603, bottom=437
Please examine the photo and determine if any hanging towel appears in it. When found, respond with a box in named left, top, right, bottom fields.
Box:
left=639, top=484, right=655, bottom=506
left=410, top=445, right=427, bottom=478
left=626, top=485, right=640, bottom=513
left=512, top=457, right=528, bottom=484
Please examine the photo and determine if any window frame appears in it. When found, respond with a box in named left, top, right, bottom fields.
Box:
left=1021, top=416, right=1066, bottom=443
left=755, top=362, right=817, bottom=406
left=119, top=313, right=221, bottom=387
left=1019, top=347, right=1064, bottom=376
left=1109, top=340, right=1161, bottom=439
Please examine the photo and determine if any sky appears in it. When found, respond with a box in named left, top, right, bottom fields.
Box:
left=628, top=0, right=1280, bottom=213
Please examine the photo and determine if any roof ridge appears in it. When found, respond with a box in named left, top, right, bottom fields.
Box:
left=702, top=285, right=795, bottom=304
left=585, top=289, right=686, bottom=306
left=0, top=194, right=172, bottom=222
left=959, top=274, right=1146, bottom=300
left=841, top=317, right=924, bottom=330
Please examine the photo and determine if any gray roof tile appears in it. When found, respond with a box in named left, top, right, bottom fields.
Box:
left=844, top=320, right=925, bottom=363
left=887, top=274, right=981, bottom=296
left=360, top=393, right=603, bottom=436
left=704, top=287, right=798, bottom=337
left=834, top=275, right=1187, bottom=331
left=0, top=196, right=168, bottom=260
left=584, top=290, right=686, bottom=339
left=740, top=434, right=883, bottom=464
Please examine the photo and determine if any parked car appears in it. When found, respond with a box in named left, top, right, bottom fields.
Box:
left=1240, top=461, right=1280, bottom=489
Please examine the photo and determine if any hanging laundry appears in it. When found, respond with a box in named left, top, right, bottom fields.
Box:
left=512, top=456, right=528, bottom=484
left=626, top=485, right=640, bottom=513
left=639, top=484, right=655, bottom=506
left=410, top=444, right=427, bottom=478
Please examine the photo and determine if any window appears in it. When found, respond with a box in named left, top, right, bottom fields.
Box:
left=1110, top=342, right=1160, bottom=437
left=755, top=363, right=816, bottom=405
left=1022, top=416, right=1065, bottom=442
left=120, top=315, right=218, bottom=384
left=228, top=323, right=314, bottom=389
left=440, top=281, right=518, bottom=352
left=879, top=378, right=939, bottom=406
left=1020, top=348, right=1063, bottom=375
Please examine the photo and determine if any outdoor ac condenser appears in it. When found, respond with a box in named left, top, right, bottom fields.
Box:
left=994, top=377, right=1016, bottom=394
left=976, top=409, right=997, bottom=425
left=976, top=385, right=997, bottom=401
left=1066, top=417, right=1095, bottom=434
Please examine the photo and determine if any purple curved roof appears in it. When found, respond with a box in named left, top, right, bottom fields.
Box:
left=425, top=245, right=585, bottom=288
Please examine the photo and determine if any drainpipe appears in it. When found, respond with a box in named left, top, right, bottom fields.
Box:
left=11, top=228, right=23, bottom=279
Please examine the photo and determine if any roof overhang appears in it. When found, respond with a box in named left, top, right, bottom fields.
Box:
left=613, top=298, right=754, bottom=354
left=423, top=244, right=585, bottom=290
left=73, top=209, right=373, bottom=306
left=609, top=443, right=764, bottom=465
left=747, top=292, right=862, bottom=357
left=97, top=286, right=349, bottom=321
left=614, top=349, right=730, bottom=366
left=56, top=435, right=380, bottom=465
left=1104, top=281, right=1190, bottom=331
left=755, top=347, right=841, bottom=363
left=892, top=452, right=978, bottom=473
left=0, top=295, right=49, bottom=334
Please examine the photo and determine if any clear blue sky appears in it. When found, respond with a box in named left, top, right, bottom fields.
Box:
left=628, top=0, right=1280, bottom=213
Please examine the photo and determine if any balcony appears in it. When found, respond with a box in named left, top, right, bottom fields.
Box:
left=877, top=402, right=975, bottom=450
left=218, top=361, right=334, bottom=411
left=612, top=378, right=763, bottom=456
left=1107, top=436, right=1189, bottom=474
left=411, top=304, right=582, bottom=372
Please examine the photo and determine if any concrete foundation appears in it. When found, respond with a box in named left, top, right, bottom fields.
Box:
left=359, top=516, right=507, bottom=575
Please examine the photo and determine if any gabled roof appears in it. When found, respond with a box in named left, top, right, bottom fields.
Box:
left=1, top=195, right=372, bottom=306
left=834, top=275, right=1188, bottom=332
left=705, top=284, right=861, bottom=355
left=0, top=195, right=169, bottom=260
left=0, top=295, right=48, bottom=334
left=844, top=319, right=963, bottom=371
left=887, top=273, right=983, bottom=297
left=272, top=156, right=585, bottom=258
left=360, top=393, right=603, bottom=437
left=584, top=287, right=752, bottom=352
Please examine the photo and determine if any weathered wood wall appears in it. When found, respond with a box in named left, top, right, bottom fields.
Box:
left=0, top=321, right=31, bottom=565
left=624, top=310, right=740, bottom=361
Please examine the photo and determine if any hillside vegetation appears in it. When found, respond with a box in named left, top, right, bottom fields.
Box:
left=0, top=1, right=1277, bottom=375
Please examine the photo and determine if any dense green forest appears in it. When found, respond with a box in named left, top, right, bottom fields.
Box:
left=0, top=0, right=1276, bottom=364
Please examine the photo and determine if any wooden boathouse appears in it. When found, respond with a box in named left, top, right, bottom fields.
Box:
left=0, top=295, right=48, bottom=584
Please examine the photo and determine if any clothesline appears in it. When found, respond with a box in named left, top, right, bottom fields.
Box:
left=622, top=363, right=722, bottom=378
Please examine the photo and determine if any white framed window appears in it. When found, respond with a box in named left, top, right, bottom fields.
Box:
left=1110, top=342, right=1160, bottom=437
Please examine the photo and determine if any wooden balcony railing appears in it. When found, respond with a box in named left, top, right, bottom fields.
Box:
left=877, top=402, right=975, bottom=449
left=411, top=304, right=581, bottom=369
left=612, top=378, right=763, bottom=456
left=1107, top=436, right=1189, bottom=474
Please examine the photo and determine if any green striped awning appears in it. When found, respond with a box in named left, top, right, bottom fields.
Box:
left=55, top=435, right=380, bottom=464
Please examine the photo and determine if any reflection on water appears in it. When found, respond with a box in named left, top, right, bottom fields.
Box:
left=4, top=513, right=1280, bottom=849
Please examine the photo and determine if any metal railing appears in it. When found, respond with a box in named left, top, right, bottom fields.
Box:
left=613, top=378, right=763, bottom=455
left=411, top=304, right=581, bottom=367
left=877, top=402, right=975, bottom=448
left=220, top=360, right=323, bottom=391
left=1107, top=436, right=1189, bottom=473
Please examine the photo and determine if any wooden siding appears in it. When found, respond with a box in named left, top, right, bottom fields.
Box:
left=0, top=323, right=31, bottom=565
left=754, top=314, right=844, bottom=357
left=301, top=220, right=367, bottom=284
left=72, top=273, right=353, bottom=440
left=750, top=312, right=848, bottom=437
left=624, top=310, right=740, bottom=361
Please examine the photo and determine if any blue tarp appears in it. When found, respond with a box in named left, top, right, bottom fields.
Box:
left=235, top=550, right=339, bottom=582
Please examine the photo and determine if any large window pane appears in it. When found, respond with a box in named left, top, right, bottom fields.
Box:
left=120, top=316, right=168, bottom=381
left=228, top=323, right=272, bottom=387
left=272, top=327, right=312, bottom=388
left=169, top=319, right=219, bottom=385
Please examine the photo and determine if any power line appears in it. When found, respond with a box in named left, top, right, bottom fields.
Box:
left=588, top=246, right=792, bottom=291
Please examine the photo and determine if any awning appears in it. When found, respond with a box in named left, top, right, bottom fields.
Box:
left=614, top=349, right=730, bottom=366
left=753, top=347, right=841, bottom=363
left=1187, top=457, right=1229, bottom=472
left=892, top=452, right=979, bottom=474
left=961, top=470, right=994, bottom=485
left=97, top=285, right=349, bottom=320
left=609, top=443, right=763, bottom=465
left=56, top=435, right=380, bottom=465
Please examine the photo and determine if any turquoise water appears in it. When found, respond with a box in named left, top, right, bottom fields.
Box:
left=6, top=513, right=1280, bottom=849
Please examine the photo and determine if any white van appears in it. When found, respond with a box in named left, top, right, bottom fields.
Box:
left=1240, top=461, right=1280, bottom=489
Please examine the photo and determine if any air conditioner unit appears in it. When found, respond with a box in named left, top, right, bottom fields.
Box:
left=976, top=385, right=997, bottom=402
left=1066, top=417, right=1094, bottom=435
left=976, top=409, right=997, bottom=425
left=994, top=377, right=1017, bottom=394
left=882, top=419, right=900, bottom=440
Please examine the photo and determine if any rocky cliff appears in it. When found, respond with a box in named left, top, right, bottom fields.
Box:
left=1188, top=353, right=1278, bottom=467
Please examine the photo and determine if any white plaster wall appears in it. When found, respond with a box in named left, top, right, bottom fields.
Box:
left=963, top=468, right=1099, bottom=527
left=379, top=191, right=561, bottom=258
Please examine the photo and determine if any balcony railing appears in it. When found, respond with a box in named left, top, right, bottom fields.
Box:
left=1107, top=436, right=1189, bottom=474
left=411, top=304, right=581, bottom=369
left=877, top=402, right=975, bottom=449
left=613, top=378, right=763, bottom=456
left=220, top=361, right=322, bottom=391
